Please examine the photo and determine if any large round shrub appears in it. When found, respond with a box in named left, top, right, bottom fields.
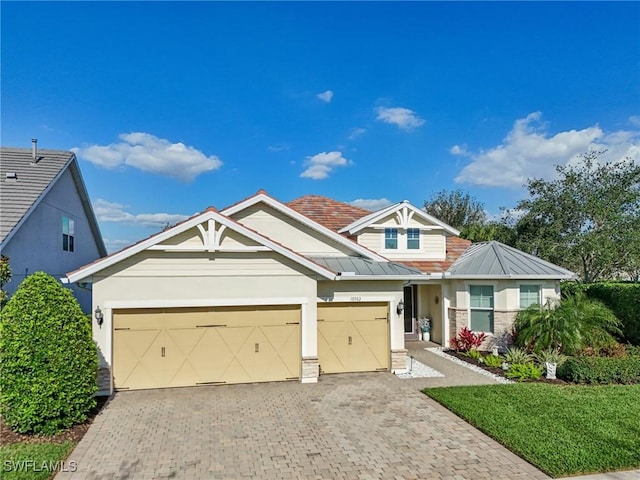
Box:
left=0, top=272, right=98, bottom=434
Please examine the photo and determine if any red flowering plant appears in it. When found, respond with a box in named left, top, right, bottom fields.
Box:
left=450, top=326, right=487, bottom=352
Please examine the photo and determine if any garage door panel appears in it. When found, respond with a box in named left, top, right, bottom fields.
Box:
left=113, top=306, right=300, bottom=390
left=317, top=303, right=389, bottom=374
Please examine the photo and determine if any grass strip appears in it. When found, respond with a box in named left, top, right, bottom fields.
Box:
left=424, top=383, right=640, bottom=477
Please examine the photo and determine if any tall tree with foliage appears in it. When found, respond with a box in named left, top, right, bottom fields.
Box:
left=424, top=189, right=487, bottom=230
left=511, top=151, right=640, bottom=282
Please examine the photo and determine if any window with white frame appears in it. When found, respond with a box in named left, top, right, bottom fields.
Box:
left=407, top=228, right=420, bottom=249
left=384, top=228, right=398, bottom=249
left=520, top=284, right=541, bottom=309
left=470, top=285, right=494, bottom=333
left=62, top=216, right=75, bottom=252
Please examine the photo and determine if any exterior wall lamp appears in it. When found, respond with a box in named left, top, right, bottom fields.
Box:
left=94, top=306, right=104, bottom=327
left=396, top=300, right=404, bottom=315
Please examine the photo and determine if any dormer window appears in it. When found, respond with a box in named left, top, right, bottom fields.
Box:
left=62, top=216, right=75, bottom=252
left=384, top=228, right=398, bottom=249
left=407, top=228, right=420, bottom=249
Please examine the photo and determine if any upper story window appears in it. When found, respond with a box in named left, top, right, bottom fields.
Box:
left=520, top=284, right=541, bottom=309
left=384, top=228, right=398, bottom=249
left=470, top=285, right=494, bottom=333
left=407, top=228, right=420, bottom=249
left=62, top=216, right=75, bottom=252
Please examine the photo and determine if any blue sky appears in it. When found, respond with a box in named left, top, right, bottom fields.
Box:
left=2, top=1, right=639, bottom=253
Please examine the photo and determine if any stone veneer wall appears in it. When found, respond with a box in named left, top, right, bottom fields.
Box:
left=391, top=349, right=407, bottom=371
left=97, top=366, right=111, bottom=394
left=448, top=308, right=518, bottom=351
left=301, top=357, right=319, bottom=383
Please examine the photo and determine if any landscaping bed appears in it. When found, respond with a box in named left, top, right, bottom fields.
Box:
left=0, top=396, right=109, bottom=480
left=424, top=383, right=640, bottom=478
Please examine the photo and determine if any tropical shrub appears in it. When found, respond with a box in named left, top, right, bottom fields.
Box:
left=534, top=349, right=567, bottom=366
left=463, top=349, right=483, bottom=361
left=513, top=295, right=621, bottom=355
left=0, top=272, right=98, bottom=434
left=506, top=363, right=543, bottom=381
left=450, top=327, right=487, bottom=352
left=504, top=347, right=532, bottom=365
left=558, top=356, right=640, bottom=384
left=561, top=281, right=640, bottom=345
left=482, top=354, right=503, bottom=368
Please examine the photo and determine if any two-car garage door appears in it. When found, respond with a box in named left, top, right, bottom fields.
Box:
left=113, top=305, right=301, bottom=390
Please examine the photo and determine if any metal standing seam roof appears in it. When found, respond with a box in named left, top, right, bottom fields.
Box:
left=310, top=256, right=426, bottom=277
left=446, top=241, right=577, bottom=279
left=0, top=147, right=107, bottom=255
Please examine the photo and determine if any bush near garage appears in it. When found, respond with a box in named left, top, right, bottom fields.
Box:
left=0, top=272, right=98, bottom=435
left=558, top=356, right=640, bottom=384
left=561, top=281, right=640, bottom=345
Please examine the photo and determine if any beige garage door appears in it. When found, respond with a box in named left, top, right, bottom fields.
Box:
left=317, top=302, right=389, bottom=374
left=113, top=305, right=300, bottom=390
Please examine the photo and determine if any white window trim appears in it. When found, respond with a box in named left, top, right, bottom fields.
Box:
left=381, top=227, right=423, bottom=253
left=466, top=282, right=498, bottom=335
left=383, top=227, right=399, bottom=251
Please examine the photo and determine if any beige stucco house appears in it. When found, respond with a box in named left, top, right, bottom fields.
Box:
left=66, top=190, right=575, bottom=394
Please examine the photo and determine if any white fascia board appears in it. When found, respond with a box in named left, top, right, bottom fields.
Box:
left=221, top=193, right=388, bottom=262
left=339, top=201, right=460, bottom=236
left=335, top=274, right=429, bottom=281
left=67, top=210, right=336, bottom=283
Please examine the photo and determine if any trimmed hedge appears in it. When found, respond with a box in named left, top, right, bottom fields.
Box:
left=0, top=272, right=98, bottom=434
left=561, top=282, right=640, bottom=345
left=558, top=356, right=640, bottom=384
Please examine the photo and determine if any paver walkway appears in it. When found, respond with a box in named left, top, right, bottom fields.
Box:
left=56, top=371, right=547, bottom=480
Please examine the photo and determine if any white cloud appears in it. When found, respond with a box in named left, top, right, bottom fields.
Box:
left=102, top=238, right=132, bottom=253
left=348, top=127, right=367, bottom=140
left=450, top=145, right=469, bottom=156
left=375, top=106, right=425, bottom=131
left=267, top=144, right=290, bottom=152
left=629, top=115, right=640, bottom=127
left=350, top=198, right=392, bottom=211
left=455, top=112, right=640, bottom=187
left=317, top=90, right=334, bottom=103
left=74, top=132, right=222, bottom=182
left=300, top=151, right=351, bottom=180
left=93, top=198, right=189, bottom=228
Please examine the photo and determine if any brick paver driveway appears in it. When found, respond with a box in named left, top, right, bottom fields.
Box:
left=57, top=373, right=547, bottom=480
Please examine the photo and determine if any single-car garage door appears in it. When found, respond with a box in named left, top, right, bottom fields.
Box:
left=113, top=305, right=300, bottom=390
left=317, top=302, right=389, bottom=374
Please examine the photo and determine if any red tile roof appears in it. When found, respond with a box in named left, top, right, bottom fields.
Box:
left=287, top=195, right=371, bottom=232
left=400, top=236, right=472, bottom=274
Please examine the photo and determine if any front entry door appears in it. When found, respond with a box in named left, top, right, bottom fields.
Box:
left=403, top=285, right=418, bottom=333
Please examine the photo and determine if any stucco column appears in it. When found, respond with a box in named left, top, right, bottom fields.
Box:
left=301, top=298, right=319, bottom=383
left=441, top=283, right=450, bottom=347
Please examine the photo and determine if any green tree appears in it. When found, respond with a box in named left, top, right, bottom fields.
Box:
left=511, top=151, right=640, bottom=282
left=0, top=255, right=11, bottom=308
left=460, top=221, right=516, bottom=245
left=0, top=272, right=98, bottom=434
left=424, top=189, right=487, bottom=230
left=513, top=295, right=621, bottom=355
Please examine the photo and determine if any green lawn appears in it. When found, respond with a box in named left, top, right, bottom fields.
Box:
left=424, top=383, right=640, bottom=478
left=0, top=442, right=76, bottom=480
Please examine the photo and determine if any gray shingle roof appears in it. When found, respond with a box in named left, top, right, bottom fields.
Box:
left=310, top=256, right=425, bottom=278
left=446, top=241, right=577, bottom=279
left=0, top=147, right=106, bottom=255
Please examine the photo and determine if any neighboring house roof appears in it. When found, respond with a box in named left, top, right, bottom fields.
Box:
left=0, top=147, right=106, bottom=256
left=401, top=236, right=472, bottom=274
left=287, top=195, right=371, bottom=232
left=445, top=240, right=577, bottom=279
left=67, top=207, right=337, bottom=283
left=310, top=256, right=426, bottom=280
left=338, top=200, right=460, bottom=236
left=221, top=190, right=388, bottom=262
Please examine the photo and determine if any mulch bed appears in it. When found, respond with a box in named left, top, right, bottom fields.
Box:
left=0, top=396, right=109, bottom=446
left=446, top=350, right=568, bottom=385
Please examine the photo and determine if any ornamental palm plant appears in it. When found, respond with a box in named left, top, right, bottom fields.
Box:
left=513, top=294, right=621, bottom=355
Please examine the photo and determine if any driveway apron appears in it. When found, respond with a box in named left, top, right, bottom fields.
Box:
left=56, top=373, right=548, bottom=480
